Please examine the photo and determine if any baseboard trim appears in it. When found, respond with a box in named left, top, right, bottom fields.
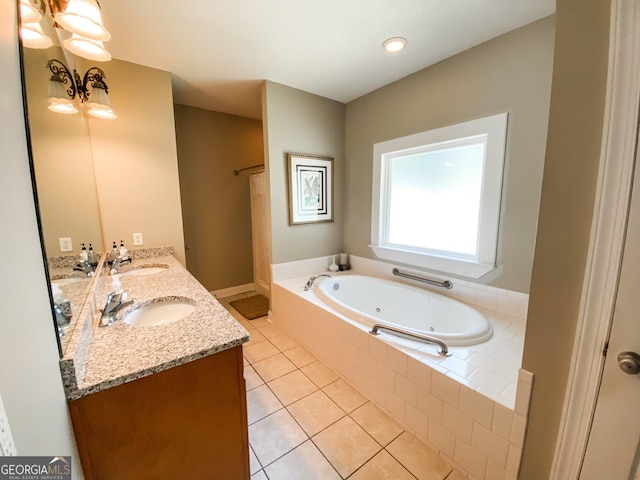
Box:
left=210, top=283, right=255, bottom=299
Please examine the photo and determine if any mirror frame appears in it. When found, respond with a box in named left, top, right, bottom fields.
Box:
left=17, top=37, right=63, bottom=356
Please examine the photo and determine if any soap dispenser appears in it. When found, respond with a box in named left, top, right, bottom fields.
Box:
left=111, top=241, right=119, bottom=261
left=79, top=243, right=88, bottom=262
left=329, top=255, right=339, bottom=272
left=119, top=240, right=128, bottom=259
left=88, top=243, right=97, bottom=266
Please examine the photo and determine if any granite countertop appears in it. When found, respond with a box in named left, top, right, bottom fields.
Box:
left=60, top=253, right=250, bottom=400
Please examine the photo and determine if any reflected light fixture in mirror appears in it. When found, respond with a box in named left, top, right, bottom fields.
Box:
left=19, top=0, right=54, bottom=49
left=21, top=21, right=54, bottom=49
left=46, top=61, right=79, bottom=114
left=46, top=59, right=117, bottom=119
left=63, top=33, right=111, bottom=61
left=50, top=0, right=112, bottom=62
left=83, top=83, right=116, bottom=119
left=20, top=0, right=44, bottom=22
left=20, top=0, right=113, bottom=62
left=52, top=0, right=111, bottom=41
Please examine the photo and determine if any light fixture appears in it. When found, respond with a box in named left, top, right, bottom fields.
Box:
left=49, top=102, right=80, bottom=114
left=46, top=59, right=78, bottom=114
left=77, top=68, right=117, bottom=119
left=19, top=0, right=54, bottom=49
left=21, top=21, right=54, bottom=49
left=46, top=59, right=116, bottom=119
left=52, top=0, right=111, bottom=41
left=383, top=37, right=408, bottom=53
left=19, top=0, right=113, bottom=63
left=63, top=33, right=111, bottom=62
left=20, top=0, right=45, bottom=23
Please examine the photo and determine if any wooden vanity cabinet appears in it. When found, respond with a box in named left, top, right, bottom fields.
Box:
left=68, top=345, right=250, bottom=480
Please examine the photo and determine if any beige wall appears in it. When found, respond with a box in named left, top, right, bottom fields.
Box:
left=1, top=1, right=82, bottom=476
left=24, top=47, right=104, bottom=254
left=520, top=0, right=611, bottom=478
left=263, top=81, right=345, bottom=265
left=84, top=58, right=186, bottom=264
left=344, top=17, right=555, bottom=293
left=174, top=105, right=263, bottom=291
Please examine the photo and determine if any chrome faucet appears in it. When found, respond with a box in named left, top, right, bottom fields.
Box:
left=100, top=290, right=135, bottom=327
left=54, top=300, right=72, bottom=327
left=73, top=260, right=95, bottom=277
left=109, top=256, right=132, bottom=275
left=304, top=274, right=331, bottom=291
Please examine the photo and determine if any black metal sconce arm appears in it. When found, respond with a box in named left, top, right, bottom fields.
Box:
left=47, top=58, right=110, bottom=104
left=74, top=67, right=109, bottom=102
left=46, top=59, right=77, bottom=99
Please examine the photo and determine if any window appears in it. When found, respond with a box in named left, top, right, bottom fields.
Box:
left=371, top=113, right=508, bottom=278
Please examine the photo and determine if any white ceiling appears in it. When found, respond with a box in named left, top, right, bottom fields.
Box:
left=100, top=1, right=555, bottom=120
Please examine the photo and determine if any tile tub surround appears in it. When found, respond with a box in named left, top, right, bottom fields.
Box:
left=270, top=262, right=533, bottom=479
left=59, top=252, right=250, bottom=400
left=273, top=255, right=528, bottom=408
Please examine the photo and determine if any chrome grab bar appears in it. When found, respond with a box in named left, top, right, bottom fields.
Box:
left=369, top=323, right=450, bottom=357
left=392, top=268, right=453, bottom=289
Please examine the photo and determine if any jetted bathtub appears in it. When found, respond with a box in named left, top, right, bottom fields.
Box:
left=313, top=274, right=493, bottom=346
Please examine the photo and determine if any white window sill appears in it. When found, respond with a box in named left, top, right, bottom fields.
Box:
left=369, top=245, right=494, bottom=279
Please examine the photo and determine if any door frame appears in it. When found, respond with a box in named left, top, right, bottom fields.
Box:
left=550, top=0, right=640, bottom=477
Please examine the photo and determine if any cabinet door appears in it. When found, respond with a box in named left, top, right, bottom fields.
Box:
left=69, top=346, right=249, bottom=480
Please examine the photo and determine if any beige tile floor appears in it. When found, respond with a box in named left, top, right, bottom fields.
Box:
left=219, top=293, right=465, bottom=480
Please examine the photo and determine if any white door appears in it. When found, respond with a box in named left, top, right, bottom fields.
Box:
left=580, top=155, right=640, bottom=479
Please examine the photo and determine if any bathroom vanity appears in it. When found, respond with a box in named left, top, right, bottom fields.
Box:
left=68, top=346, right=248, bottom=479
left=58, top=249, right=250, bottom=479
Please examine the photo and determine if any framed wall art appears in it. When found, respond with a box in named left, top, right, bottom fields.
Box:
left=287, top=152, right=334, bottom=225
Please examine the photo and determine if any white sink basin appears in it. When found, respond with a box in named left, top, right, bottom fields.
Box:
left=124, top=297, right=196, bottom=327
left=51, top=276, right=84, bottom=287
left=121, top=264, right=169, bottom=276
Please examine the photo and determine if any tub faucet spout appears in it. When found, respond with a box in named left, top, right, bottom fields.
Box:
left=304, top=274, right=331, bottom=291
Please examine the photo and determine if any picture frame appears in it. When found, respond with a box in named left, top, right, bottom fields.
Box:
left=287, top=152, right=334, bottom=225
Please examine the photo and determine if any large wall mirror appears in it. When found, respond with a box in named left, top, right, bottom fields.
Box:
left=18, top=1, right=186, bottom=356
left=21, top=6, right=105, bottom=354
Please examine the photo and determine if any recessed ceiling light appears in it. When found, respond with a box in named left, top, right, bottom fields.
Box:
left=383, top=37, right=407, bottom=53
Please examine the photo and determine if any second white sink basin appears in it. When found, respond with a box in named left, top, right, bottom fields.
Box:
left=124, top=297, right=196, bottom=327
left=121, top=264, right=169, bottom=276
left=51, top=276, right=84, bottom=287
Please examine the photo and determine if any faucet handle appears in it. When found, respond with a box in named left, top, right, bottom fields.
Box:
left=73, top=260, right=95, bottom=276
left=103, top=290, right=123, bottom=311
left=106, top=290, right=122, bottom=302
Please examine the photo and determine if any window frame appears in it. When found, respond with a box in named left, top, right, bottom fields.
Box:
left=370, top=112, right=508, bottom=278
